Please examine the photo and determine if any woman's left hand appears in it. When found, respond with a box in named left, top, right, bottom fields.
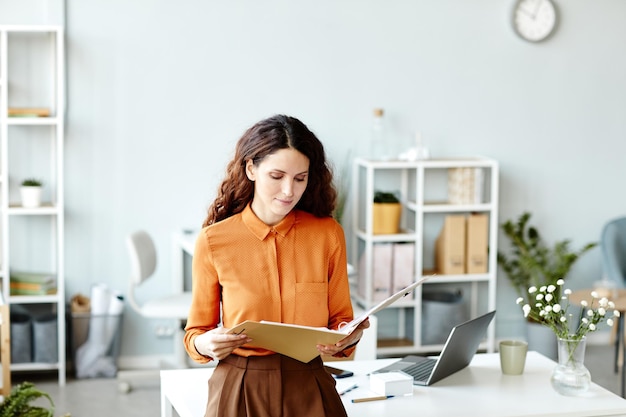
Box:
left=316, top=318, right=370, bottom=356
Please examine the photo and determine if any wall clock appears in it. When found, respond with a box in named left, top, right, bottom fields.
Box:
left=512, top=0, right=558, bottom=43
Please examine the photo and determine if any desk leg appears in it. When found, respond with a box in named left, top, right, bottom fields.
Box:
left=615, top=316, right=621, bottom=374
left=615, top=312, right=626, bottom=398
left=172, top=232, right=186, bottom=294
left=161, top=386, right=174, bottom=417
left=171, top=232, right=189, bottom=369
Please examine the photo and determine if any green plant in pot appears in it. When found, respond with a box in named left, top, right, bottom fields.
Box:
left=20, top=178, right=43, bottom=208
left=497, top=211, right=597, bottom=358
left=497, top=212, right=597, bottom=305
left=372, top=190, right=401, bottom=234
left=0, top=382, right=55, bottom=417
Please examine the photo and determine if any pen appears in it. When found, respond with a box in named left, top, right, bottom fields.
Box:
left=338, top=383, right=358, bottom=395
left=351, top=395, right=394, bottom=403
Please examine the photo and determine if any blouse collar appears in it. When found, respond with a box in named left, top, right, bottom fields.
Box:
left=242, top=203, right=296, bottom=240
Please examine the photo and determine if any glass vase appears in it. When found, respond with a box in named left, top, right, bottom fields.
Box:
left=550, top=335, right=591, bottom=396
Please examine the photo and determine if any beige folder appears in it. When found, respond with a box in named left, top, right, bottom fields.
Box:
left=466, top=214, right=489, bottom=274
left=436, top=215, right=466, bottom=274
left=229, top=276, right=431, bottom=363
left=229, top=321, right=346, bottom=363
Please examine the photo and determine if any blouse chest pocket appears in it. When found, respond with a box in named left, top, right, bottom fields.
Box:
left=294, top=282, right=328, bottom=326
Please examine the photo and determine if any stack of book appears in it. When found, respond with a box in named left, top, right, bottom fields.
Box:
left=448, top=167, right=484, bottom=204
left=7, top=107, right=51, bottom=117
left=10, top=271, right=57, bottom=296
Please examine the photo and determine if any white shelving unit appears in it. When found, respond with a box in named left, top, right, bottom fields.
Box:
left=0, top=25, right=66, bottom=385
left=351, top=157, right=498, bottom=357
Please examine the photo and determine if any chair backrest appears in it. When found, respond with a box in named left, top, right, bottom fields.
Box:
left=127, top=231, right=158, bottom=315
left=601, top=216, right=626, bottom=286
left=127, top=230, right=157, bottom=286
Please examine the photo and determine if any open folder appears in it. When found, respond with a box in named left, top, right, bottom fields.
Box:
left=228, top=276, right=431, bottom=363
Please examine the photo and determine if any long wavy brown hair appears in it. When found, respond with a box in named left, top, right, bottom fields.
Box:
left=203, top=115, right=337, bottom=227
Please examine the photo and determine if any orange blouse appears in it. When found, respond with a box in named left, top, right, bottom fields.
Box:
left=184, top=204, right=355, bottom=363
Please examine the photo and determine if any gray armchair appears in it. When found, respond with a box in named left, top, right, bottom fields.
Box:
left=601, top=216, right=626, bottom=287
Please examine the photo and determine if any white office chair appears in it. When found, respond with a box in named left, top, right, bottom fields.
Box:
left=117, top=230, right=193, bottom=393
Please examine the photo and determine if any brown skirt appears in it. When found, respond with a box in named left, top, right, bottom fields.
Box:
left=204, top=354, right=348, bottom=417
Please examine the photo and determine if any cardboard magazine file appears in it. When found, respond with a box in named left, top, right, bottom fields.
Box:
left=466, top=214, right=489, bottom=274
left=435, top=215, right=466, bottom=275
left=228, top=277, right=430, bottom=363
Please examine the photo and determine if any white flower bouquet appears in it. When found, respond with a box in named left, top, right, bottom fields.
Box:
left=516, top=279, right=620, bottom=341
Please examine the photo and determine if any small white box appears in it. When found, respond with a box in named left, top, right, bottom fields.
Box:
left=369, top=371, right=414, bottom=396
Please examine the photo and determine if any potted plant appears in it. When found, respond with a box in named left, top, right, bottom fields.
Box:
left=0, top=381, right=55, bottom=417
left=372, top=190, right=401, bottom=234
left=20, top=178, right=43, bottom=208
left=497, top=211, right=597, bottom=358
left=497, top=212, right=597, bottom=303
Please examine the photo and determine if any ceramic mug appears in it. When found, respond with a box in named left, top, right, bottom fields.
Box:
left=499, top=340, right=528, bottom=375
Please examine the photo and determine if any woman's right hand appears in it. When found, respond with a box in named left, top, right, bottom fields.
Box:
left=193, top=327, right=252, bottom=360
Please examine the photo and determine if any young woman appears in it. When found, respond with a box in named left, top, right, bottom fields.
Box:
left=184, top=114, right=369, bottom=417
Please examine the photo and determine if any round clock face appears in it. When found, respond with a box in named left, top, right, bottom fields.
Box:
left=513, top=0, right=557, bottom=42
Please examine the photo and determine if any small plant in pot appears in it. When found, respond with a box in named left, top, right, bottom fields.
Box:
left=372, top=190, right=401, bottom=234
left=20, top=178, right=43, bottom=208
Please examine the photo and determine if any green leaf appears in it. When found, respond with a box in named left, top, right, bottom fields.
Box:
left=373, top=191, right=399, bottom=203
left=0, top=382, right=54, bottom=417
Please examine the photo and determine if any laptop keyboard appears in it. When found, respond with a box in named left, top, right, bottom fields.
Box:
left=402, top=359, right=437, bottom=383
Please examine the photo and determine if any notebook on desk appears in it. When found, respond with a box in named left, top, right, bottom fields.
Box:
left=374, top=310, right=496, bottom=386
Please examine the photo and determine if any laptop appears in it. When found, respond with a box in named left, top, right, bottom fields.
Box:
left=374, top=310, right=496, bottom=386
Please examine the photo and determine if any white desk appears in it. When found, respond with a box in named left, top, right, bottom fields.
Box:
left=161, top=352, right=626, bottom=417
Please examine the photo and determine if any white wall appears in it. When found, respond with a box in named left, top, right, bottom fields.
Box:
left=2, top=0, right=625, bottom=362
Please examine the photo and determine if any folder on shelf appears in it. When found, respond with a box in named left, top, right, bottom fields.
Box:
left=358, top=243, right=393, bottom=301
left=392, top=242, right=415, bottom=294
left=466, top=214, right=489, bottom=274
left=435, top=215, right=466, bottom=274
left=229, top=277, right=430, bottom=362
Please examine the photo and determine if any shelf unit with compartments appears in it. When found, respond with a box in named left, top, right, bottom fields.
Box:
left=351, top=156, right=498, bottom=356
left=0, top=25, right=66, bottom=385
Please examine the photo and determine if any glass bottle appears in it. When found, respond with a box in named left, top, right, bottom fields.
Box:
left=398, top=131, right=430, bottom=161
left=414, top=131, right=430, bottom=160
left=369, top=108, right=391, bottom=160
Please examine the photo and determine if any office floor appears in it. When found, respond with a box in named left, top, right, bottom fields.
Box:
left=13, top=344, right=624, bottom=417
